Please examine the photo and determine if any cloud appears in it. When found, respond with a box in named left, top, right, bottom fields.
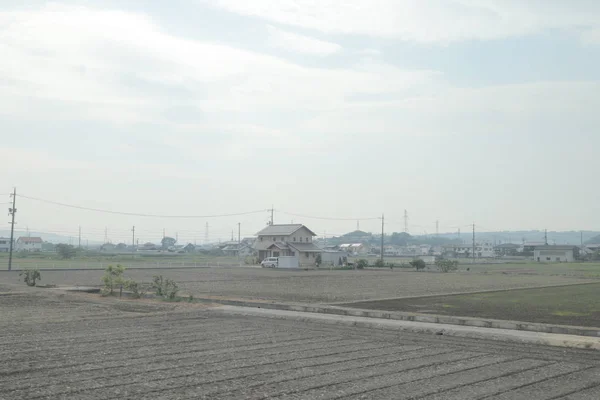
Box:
left=266, top=25, right=341, bottom=55
left=0, top=3, right=438, bottom=142
left=581, top=28, right=600, bottom=45
left=204, top=0, right=600, bottom=43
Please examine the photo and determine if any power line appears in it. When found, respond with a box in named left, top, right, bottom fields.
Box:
left=18, top=194, right=267, bottom=218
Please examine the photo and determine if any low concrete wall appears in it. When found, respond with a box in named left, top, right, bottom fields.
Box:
left=197, top=297, right=600, bottom=338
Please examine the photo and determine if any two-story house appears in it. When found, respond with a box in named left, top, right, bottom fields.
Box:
left=253, top=224, right=322, bottom=265
left=16, top=237, right=43, bottom=252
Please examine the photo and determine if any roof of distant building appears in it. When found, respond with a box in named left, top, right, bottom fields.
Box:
left=17, top=237, right=42, bottom=243
left=533, top=245, right=579, bottom=250
left=256, top=224, right=316, bottom=236
left=288, top=242, right=322, bottom=253
left=494, top=243, right=521, bottom=248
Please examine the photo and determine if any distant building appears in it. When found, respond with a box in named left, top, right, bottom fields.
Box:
left=253, top=224, right=321, bottom=266
left=0, top=237, right=11, bottom=252
left=534, top=245, right=579, bottom=262
left=494, top=243, right=521, bottom=256
left=442, top=243, right=495, bottom=258
left=16, top=237, right=43, bottom=252
left=222, top=244, right=255, bottom=257
left=339, top=243, right=368, bottom=255
left=100, top=243, right=116, bottom=252
left=140, top=242, right=159, bottom=251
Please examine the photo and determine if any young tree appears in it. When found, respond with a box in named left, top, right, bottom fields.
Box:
left=409, top=259, right=426, bottom=271
left=56, top=244, right=77, bottom=259
left=101, top=264, right=126, bottom=295
left=161, top=236, right=177, bottom=249
left=356, top=259, right=369, bottom=269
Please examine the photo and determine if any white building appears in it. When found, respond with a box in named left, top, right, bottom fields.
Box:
left=253, top=224, right=322, bottom=266
left=0, top=237, right=11, bottom=252
left=340, top=243, right=368, bottom=255
left=442, top=243, right=495, bottom=258
left=534, top=245, right=579, bottom=262
left=16, top=237, right=43, bottom=252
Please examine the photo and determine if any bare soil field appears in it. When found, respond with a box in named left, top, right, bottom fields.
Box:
left=1, top=267, right=596, bottom=303
left=2, top=287, right=600, bottom=399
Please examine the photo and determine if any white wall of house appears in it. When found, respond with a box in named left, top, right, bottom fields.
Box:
left=0, top=238, right=11, bottom=252
left=534, top=249, right=574, bottom=262
left=16, top=241, right=42, bottom=252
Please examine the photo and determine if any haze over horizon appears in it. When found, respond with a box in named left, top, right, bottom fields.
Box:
left=1, top=1, right=599, bottom=241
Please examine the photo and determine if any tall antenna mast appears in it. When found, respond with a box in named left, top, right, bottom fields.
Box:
left=404, top=210, right=408, bottom=233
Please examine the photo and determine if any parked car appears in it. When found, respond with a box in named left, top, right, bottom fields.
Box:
left=261, top=257, right=278, bottom=268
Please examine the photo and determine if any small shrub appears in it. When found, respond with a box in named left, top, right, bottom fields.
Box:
left=409, top=259, right=427, bottom=271
left=188, top=294, right=194, bottom=303
left=374, top=259, right=385, bottom=268
left=152, top=275, right=179, bottom=300
left=356, top=259, right=369, bottom=269
left=124, top=279, right=147, bottom=299
left=435, top=259, right=459, bottom=273
left=101, top=264, right=125, bottom=295
left=19, top=268, right=41, bottom=287
left=152, top=275, right=165, bottom=297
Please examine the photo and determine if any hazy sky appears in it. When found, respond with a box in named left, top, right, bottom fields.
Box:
left=1, top=1, right=599, bottom=243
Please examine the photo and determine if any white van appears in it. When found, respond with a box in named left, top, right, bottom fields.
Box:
left=260, top=257, right=278, bottom=268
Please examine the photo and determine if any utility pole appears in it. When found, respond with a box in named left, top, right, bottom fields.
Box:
left=205, top=222, right=209, bottom=244
left=104, top=227, right=108, bottom=244
left=404, top=209, right=408, bottom=233
left=581, top=231, right=583, bottom=247
left=458, top=228, right=461, bottom=239
left=78, top=226, right=81, bottom=248
left=163, top=228, right=165, bottom=239
left=381, top=213, right=385, bottom=263
left=544, top=229, right=548, bottom=246
left=132, top=226, right=135, bottom=248
left=270, top=206, right=274, bottom=225
left=237, top=222, right=241, bottom=264
left=472, top=223, right=476, bottom=263
left=8, top=188, right=16, bottom=271
left=435, top=220, right=439, bottom=237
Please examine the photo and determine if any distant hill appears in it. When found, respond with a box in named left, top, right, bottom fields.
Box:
left=585, top=234, right=600, bottom=245
left=0, top=230, right=103, bottom=246
left=323, top=230, right=600, bottom=247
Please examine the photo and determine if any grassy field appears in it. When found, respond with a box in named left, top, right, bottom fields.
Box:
left=343, top=282, right=600, bottom=327
left=0, top=252, right=245, bottom=269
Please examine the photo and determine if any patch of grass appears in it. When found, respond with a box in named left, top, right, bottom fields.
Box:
left=552, top=311, right=590, bottom=317
left=343, top=282, right=600, bottom=327
left=440, top=304, right=456, bottom=308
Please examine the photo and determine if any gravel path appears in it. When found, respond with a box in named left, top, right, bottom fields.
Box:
left=1, top=289, right=600, bottom=399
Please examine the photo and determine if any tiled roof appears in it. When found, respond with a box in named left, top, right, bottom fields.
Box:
left=256, top=224, right=316, bottom=236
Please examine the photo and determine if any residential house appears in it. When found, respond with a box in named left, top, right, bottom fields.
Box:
left=222, top=243, right=255, bottom=257
left=140, top=242, right=159, bottom=251
left=534, top=245, right=579, bottom=262
left=494, top=243, right=521, bottom=256
left=16, top=237, right=43, bottom=252
left=253, top=224, right=322, bottom=266
left=100, top=243, right=116, bottom=252
left=0, top=237, right=11, bottom=252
